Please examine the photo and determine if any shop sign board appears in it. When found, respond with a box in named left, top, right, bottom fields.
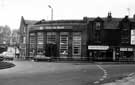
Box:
left=36, top=26, right=72, bottom=30
left=88, top=45, right=109, bottom=50
left=120, top=48, right=133, bottom=51
left=131, top=30, right=135, bottom=45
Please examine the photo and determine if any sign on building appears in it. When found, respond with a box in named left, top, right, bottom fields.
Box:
left=131, top=30, right=135, bottom=45
left=88, top=45, right=109, bottom=50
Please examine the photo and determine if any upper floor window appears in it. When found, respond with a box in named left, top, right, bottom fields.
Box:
left=24, top=27, right=26, bottom=33
left=95, top=22, right=101, bottom=30
left=23, top=37, right=26, bottom=44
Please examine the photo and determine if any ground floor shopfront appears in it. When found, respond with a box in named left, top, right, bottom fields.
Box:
left=88, top=45, right=135, bottom=62
left=28, top=30, right=87, bottom=61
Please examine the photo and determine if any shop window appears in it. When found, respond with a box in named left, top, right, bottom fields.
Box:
left=60, top=32, right=68, bottom=55
left=47, top=32, right=56, bottom=44
left=37, top=32, right=44, bottom=55
left=72, top=32, right=81, bottom=56
left=29, top=33, right=36, bottom=56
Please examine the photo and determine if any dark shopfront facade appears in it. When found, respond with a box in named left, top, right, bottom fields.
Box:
left=87, top=14, right=135, bottom=62
left=28, top=20, right=88, bottom=61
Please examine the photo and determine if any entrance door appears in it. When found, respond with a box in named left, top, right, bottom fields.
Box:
left=45, top=32, right=57, bottom=58
left=45, top=44, right=57, bottom=58
left=106, top=50, right=113, bottom=61
left=72, top=32, right=81, bottom=59
left=60, top=32, right=69, bottom=59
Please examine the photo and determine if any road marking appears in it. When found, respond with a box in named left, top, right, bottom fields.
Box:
left=94, top=81, right=100, bottom=84
left=100, top=78, right=104, bottom=81
left=93, top=65, right=108, bottom=84
left=103, top=75, right=107, bottom=78
left=128, top=73, right=134, bottom=77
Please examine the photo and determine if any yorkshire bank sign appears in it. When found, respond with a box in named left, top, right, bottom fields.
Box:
left=38, top=26, right=72, bottom=30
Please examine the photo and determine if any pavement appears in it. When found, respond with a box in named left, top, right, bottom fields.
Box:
left=102, top=74, right=135, bottom=85
left=99, top=62, right=135, bottom=85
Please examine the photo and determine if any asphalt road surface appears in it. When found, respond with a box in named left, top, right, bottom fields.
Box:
left=0, top=61, right=135, bottom=85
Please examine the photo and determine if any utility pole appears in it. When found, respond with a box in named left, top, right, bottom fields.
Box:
left=127, top=8, right=130, bottom=17
left=48, top=5, right=53, bottom=20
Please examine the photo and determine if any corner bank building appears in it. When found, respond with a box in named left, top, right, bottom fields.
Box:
left=20, top=13, right=135, bottom=61
left=28, top=19, right=88, bottom=60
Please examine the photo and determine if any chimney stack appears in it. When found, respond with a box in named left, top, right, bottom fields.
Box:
left=133, top=14, right=135, bottom=21
left=107, top=12, right=112, bottom=21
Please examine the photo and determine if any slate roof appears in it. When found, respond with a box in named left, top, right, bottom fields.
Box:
left=87, top=17, right=135, bottom=29
left=34, top=20, right=86, bottom=25
left=103, top=18, right=122, bottom=29
left=25, top=20, right=38, bottom=25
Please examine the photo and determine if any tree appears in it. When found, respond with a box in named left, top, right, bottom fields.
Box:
left=0, top=25, right=11, bottom=45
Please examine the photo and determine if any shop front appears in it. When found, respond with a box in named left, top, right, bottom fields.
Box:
left=118, top=47, right=135, bottom=61
left=88, top=45, right=114, bottom=61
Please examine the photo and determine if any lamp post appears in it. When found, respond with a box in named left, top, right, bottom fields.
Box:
left=48, top=5, right=53, bottom=20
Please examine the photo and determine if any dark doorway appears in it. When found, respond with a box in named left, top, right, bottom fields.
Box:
left=45, top=44, right=57, bottom=59
left=106, top=50, right=113, bottom=61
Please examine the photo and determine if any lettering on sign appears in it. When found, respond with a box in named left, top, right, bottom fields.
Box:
left=120, top=48, right=133, bottom=51
left=88, top=45, right=109, bottom=50
left=45, top=26, right=64, bottom=29
left=131, top=30, right=135, bottom=45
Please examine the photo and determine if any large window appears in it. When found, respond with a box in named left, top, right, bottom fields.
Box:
left=60, top=32, right=68, bottom=56
left=37, top=32, right=44, bottom=55
left=72, top=32, right=81, bottom=57
left=47, top=32, right=56, bottom=44
left=23, top=37, right=26, bottom=44
left=95, top=22, right=101, bottom=30
left=29, top=33, right=36, bottom=56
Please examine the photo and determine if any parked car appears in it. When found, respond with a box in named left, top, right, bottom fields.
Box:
left=0, top=53, right=4, bottom=61
left=1, top=52, right=14, bottom=60
left=33, top=54, right=51, bottom=62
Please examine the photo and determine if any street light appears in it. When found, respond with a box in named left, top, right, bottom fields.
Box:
left=48, top=5, right=53, bottom=20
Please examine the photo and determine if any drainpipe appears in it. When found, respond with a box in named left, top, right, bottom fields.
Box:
left=113, top=48, right=115, bottom=61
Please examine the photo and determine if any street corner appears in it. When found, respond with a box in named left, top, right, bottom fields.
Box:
left=101, top=73, right=135, bottom=85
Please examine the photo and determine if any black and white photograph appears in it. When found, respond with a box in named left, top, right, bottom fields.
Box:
left=0, top=0, right=135, bottom=85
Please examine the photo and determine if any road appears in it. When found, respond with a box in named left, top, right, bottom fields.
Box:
left=0, top=61, right=135, bottom=85
left=0, top=61, right=103, bottom=85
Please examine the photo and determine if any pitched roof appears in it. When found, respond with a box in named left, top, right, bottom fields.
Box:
left=24, top=20, right=38, bottom=25
left=34, top=19, right=85, bottom=25
left=103, top=18, right=122, bottom=29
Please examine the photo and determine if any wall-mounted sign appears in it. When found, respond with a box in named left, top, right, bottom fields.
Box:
left=131, top=30, right=135, bottom=45
left=36, top=26, right=72, bottom=30
left=45, top=26, right=64, bottom=29
left=88, top=45, right=109, bottom=50
left=120, top=48, right=133, bottom=51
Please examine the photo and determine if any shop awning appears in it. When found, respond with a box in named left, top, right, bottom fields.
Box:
left=88, top=45, right=109, bottom=50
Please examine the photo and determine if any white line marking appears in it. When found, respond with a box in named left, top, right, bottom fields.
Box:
left=100, top=78, right=104, bottom=81
left=128, top=73, right=134, bottom=77
left=103, top=75, right=107, bottom=78
left=93, top=65, right=108, bottom=84
left=94, top=81, right=100, bottom=84
left=104, top=71, right=107, bottom=74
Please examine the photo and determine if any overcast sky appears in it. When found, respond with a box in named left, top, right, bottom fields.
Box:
left=0, top=0, right=135, bottom=30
